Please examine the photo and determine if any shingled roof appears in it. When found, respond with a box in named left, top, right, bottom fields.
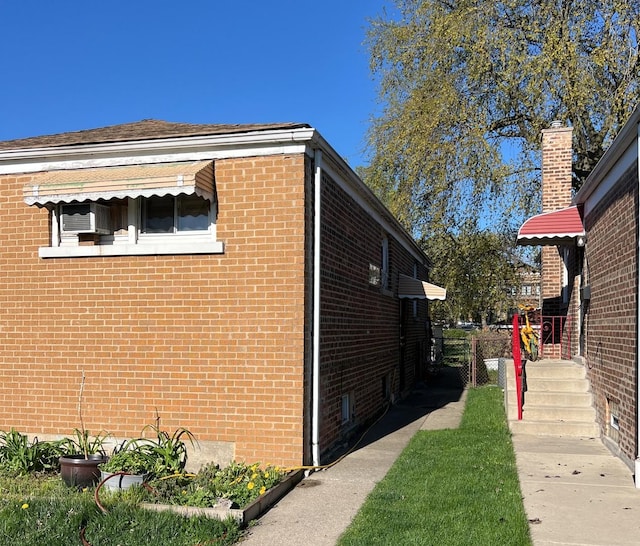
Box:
left=0, top=119, right=311, bottom=151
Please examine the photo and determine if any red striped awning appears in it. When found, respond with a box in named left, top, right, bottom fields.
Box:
left=517, top=205, right=585, bottom=246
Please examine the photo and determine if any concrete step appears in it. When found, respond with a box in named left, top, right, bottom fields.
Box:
left=505, top=363, right=587, bottom=384
left=523, top=361, right=586, bottom=380
left=504, top=358, right=598, bottom=438
left=504, top=378, right=592, bottom=397
left=522, top=406, right=596, bottom=422
left=523, top=391, right=594, bottom=407
left=507, top=403, right=596, bottom=423
left=523, top=377, right=590, bottom=393
left=509, top=419, right=600, bottom=437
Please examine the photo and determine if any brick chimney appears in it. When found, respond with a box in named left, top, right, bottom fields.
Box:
left=542, top=121, right=573, bottom=213
left=540, top=121, right=573, bottom=316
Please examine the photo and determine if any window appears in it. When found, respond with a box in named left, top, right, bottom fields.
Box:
left=381, top=237, right=389, bottom=289
left=341, top=393, right=353, bottom=424
left=142, top=195, right=209, bottom=233
left=39, top=194, right=223, bottom=258
left=368, top=263, right=381, bottom=286
left=369, top=236, right=391, bottom=292
left=24, top=160, right=223, bottom=258
left=607, top=398, right=620, bottom=443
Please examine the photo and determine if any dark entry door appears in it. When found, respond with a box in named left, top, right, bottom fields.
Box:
left=399, top=299, right=408, bottom=391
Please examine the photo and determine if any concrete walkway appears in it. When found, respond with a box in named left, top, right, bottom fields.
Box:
left=240, top=368, right=640, bottom=545
left=239, top=366, right=466, bottom=545
left=513, top=433, right=640, bottom=546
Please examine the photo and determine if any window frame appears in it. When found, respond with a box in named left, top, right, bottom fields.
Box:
left=141, top=194, right=211, bottom=235
left=40, top=194, right=223, bottom=258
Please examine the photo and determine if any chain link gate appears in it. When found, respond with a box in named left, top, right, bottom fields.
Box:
left=437, top=332, right=511, bottom=387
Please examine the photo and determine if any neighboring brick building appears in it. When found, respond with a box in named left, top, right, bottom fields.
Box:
left=515, top=264, right=541, bottom=310
left=0, top=120, right=444, bottom=469
left=518, top=111, right=640, bottom=481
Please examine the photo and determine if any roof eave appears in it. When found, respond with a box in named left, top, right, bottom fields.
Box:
left=0, top=127, right=320, bottom=173
left=576, top=107, right=640, bottom=205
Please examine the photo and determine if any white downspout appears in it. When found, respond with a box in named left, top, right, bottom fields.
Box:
left=312, top=149, right=322, bottom=467
left=635, top=124, right=640, bottom=487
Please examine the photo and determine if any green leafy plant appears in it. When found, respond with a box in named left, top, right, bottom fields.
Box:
left=100, top=414, right=196, bottom=478
left=0, top=429, right=69, bottom=475
left=141, top=417, right=196, bottom=476
left=146, top=461, right=287, bottom=509
left=100, top=439, right=155, bottom=475
left=66, top=428, right=110, bottom=457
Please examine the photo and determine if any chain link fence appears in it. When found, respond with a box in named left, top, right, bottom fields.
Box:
left=437, top=331, right=512, bottom=388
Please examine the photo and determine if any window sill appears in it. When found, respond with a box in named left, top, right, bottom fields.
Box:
left=39, top=240, right=225, bottom=258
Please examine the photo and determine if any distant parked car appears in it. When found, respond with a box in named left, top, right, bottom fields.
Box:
left=457, top=321, right=479, bottom=330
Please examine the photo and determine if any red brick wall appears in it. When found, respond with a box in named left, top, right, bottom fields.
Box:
left=0, top=150, right=430, bottom=468
left=542, top=126, right=573, bottom=212
left=581, top=161, right=638, bottom=462
left=564, top=246, right=582, bottom=358
left=541, top=125, right=573, bottom=316
left=318, top=170, right=428, bottom=459
left=0, top=154, right=308, bottom=467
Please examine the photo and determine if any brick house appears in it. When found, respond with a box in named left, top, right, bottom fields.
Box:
left=514, top=264, right=541, bottom=310
left=0, top=120, right=445, bottom=469
left=517, top=112, right=640, bottom=481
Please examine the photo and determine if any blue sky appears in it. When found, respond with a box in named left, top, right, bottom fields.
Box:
left=0, top=1, right=393, bottom=168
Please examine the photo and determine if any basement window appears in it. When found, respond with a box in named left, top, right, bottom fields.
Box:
left=341, top=393, right=353, bottom=424
left=607, top=398, right=620, bottom=443
left=381, top=373, right=392, bottom=401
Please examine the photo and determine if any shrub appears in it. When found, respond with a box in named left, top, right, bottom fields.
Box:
left=443, top=328, right=470, bottom=339
left=475, top=332, right=512, bottom=360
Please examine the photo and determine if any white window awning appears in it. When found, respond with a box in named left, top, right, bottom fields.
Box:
left=398, top=273, right=446, bottom=300
left=23, top=160, right=215, bottom=206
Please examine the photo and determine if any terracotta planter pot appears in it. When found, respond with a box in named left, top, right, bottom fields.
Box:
left=59, top=454, right=109, bottom=488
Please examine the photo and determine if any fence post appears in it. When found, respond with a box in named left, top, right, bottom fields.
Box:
left=471, top=336, right=477, bottom=387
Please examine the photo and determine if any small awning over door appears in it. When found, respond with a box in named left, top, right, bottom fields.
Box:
left=23, top=160, right=215, bottom=206
left=398, top=274, right=446, bottom=300
left=517, top=205, right=585, bottom=246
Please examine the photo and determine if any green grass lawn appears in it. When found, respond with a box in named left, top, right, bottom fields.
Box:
left=337, top=386, right=532, bottom=546
left=0, top=475, right=241, bottom=546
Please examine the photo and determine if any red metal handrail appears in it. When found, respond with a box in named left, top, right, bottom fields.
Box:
left=512, top=312, right=572, bottom=420
left=517, top=314, right=571, bottom=359
left=511, top=313, right=523, bottom=420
